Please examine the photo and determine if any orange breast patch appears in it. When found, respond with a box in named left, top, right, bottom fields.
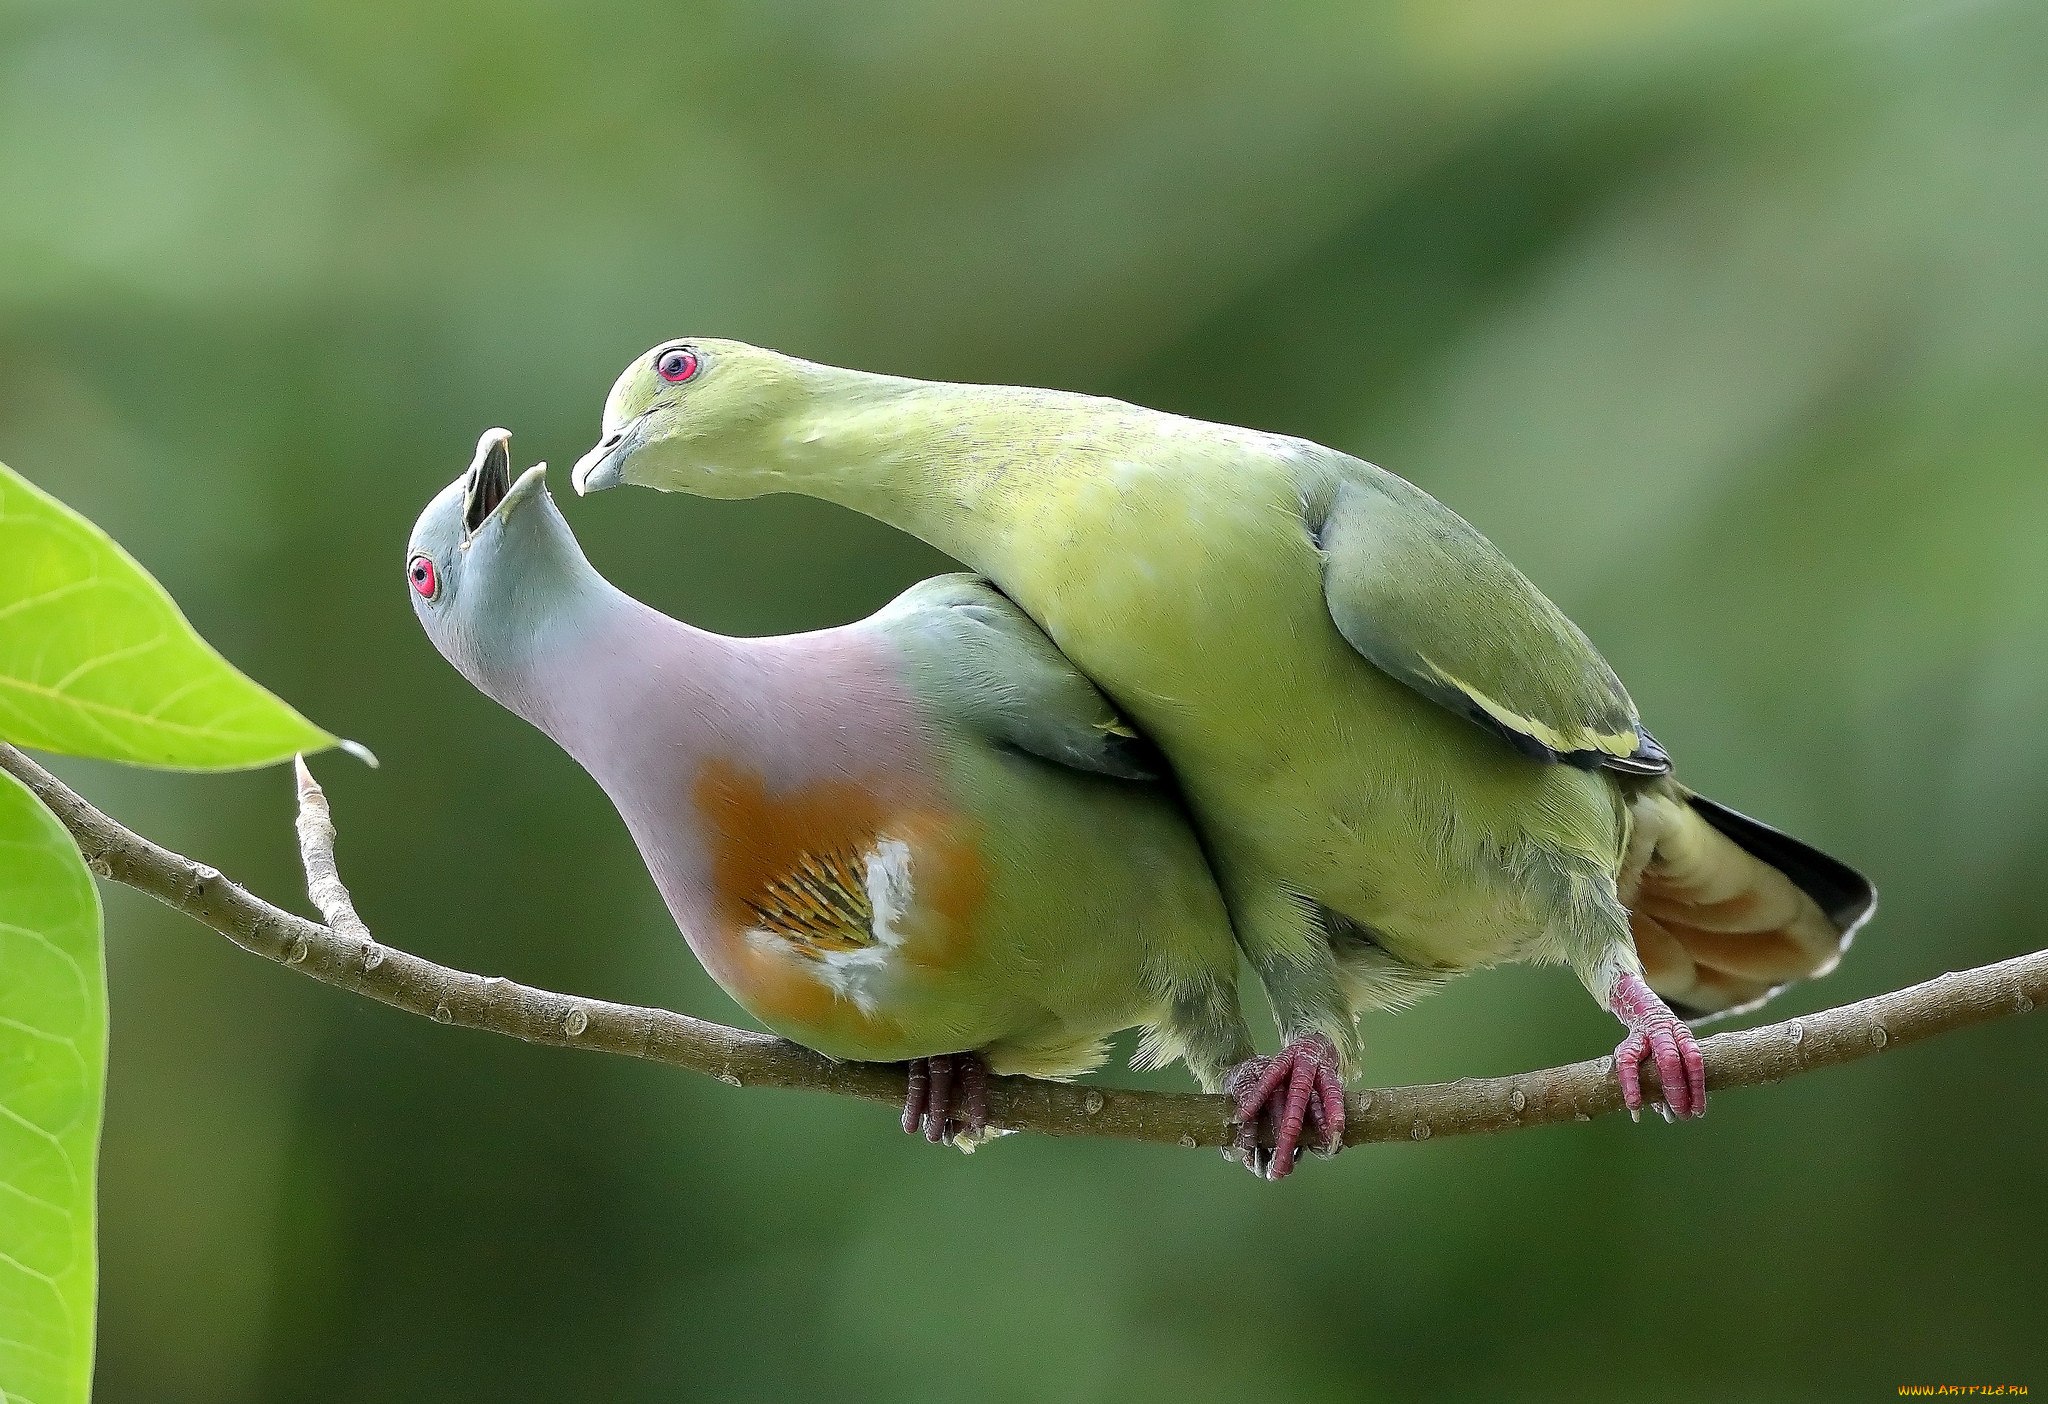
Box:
left=689, top=757, right=990, bottom=1039
left=746, top=848, right=876, bottom=957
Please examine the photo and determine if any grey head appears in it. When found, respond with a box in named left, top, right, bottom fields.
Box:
left=407, top=428, right=615, bottom=707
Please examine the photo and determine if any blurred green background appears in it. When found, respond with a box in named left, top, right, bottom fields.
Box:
left=4, top=0, right=2043, bottom=1399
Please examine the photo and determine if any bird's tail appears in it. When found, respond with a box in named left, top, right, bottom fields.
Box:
left=1622, top=789, right=1876, bottom=1022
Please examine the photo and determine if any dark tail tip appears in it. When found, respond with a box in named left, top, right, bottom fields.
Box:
left=1685, top=793, right=1878, bottom=940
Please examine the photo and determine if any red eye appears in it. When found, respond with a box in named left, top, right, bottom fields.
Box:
left=656, top=347, right=699, bottom=383
left=408, top=554, right=438, bottom=600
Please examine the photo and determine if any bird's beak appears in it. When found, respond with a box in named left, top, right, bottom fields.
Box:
left=500, top=462, right=550, bottom=519
left=462, top=428, right=514, bottom=536
left=462, top=428, right=548, bottom=535
left=572, top=414, right=646, bottom=496
left=571, top=442, right=622, bottom=496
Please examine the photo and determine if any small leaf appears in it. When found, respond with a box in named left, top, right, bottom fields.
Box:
left=0, top=462, right=338, bottom=769
left=0, top=767, right=105, bottom=1404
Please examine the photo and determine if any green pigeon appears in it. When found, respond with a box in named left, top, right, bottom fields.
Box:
left=574, top=339, right=1878, bottom=1174
left=411, top=429, right=1253, bottom=1149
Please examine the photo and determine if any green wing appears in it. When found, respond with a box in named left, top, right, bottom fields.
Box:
left=877, top=573, right=1161, bottom=780
left=1314, top=469, right=1668, bottom=774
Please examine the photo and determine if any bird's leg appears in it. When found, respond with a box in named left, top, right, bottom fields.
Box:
left=1225, top=1033, right=1347, bottom=1180
left=900, top=1052, right=991, bottom=1147
left=1608, top=970, right=1707, bottom=1120
left=1562, top=884, right=1707, bottom=1122
left=1220, top=884, right=1356, bottom=1179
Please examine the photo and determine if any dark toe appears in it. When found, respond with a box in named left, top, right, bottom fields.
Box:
left=925, top=1055, right=956, bottom=1144
left=902, top=1059, right=931, bottom=1137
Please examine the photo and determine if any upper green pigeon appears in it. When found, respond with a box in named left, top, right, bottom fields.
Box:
left=574, top=339, right=1877, bottom=1175
left=411, top=430, right=1252, bottom=1150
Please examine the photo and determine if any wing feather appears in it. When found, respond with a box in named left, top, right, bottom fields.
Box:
left=1314, top=469, right=1667, bottom=774
left=876, top=573, right=1163, bottom=780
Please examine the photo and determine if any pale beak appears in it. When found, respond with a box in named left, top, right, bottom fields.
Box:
left=572, top=431, right=627, bottom=496
left=497, top=462, right=551, bottom=520
left=463, top=428, right=515, bottom=535
left=463, top=428, right=548, bottom=532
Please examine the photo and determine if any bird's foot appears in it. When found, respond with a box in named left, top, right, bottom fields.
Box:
left=1225, top=1032, right=1347, bottom=1180
left=901, top=1052, right=991, bottom=1149
left=1608, top=971, right=1706, bottom=1120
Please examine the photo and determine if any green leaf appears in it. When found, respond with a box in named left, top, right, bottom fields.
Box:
left=0, top=462, right=338, bottom=770
left=0, top=767, right=105, bottom=1404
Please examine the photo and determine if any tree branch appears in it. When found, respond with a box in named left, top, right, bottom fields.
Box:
left=3, top=740, right=2041, bottom=1150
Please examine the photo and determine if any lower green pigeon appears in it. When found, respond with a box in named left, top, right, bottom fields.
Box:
left=410, top=430, right=1252, bottom=1148
left=572, top=339, right=1879, bottom=1175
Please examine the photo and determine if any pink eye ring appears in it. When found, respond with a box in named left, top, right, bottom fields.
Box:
left=656, top=346, right=700, bottom=383
left=408, top=554, right=438, bottom=600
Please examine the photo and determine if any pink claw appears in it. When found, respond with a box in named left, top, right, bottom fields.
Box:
left=1226, top=1033, right=1347, bottom=1179
left=1609, top=972, right=1707, bottom=1120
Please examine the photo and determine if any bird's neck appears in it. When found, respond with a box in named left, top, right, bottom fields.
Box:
left=762, top=372, right=1040, bottom=567
left=465, top=576, right=743, bottom=806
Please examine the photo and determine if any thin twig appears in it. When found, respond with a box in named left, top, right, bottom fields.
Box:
left=3, top=740, right=2041, bottom=1150
left=293, top=757, right=374, bottom=950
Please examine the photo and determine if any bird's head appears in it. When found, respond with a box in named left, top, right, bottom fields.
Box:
left=409, top=428, right=597, bottom=693
left=571, top=337, right=812, bottom=499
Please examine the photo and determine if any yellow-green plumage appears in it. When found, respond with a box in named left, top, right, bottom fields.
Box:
left=411, top=438, right=1258, bottom=1133
left=575, top=341, right=1875, bottom=1096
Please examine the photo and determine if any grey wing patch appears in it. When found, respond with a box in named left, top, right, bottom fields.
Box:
left=1312, top=471, right=1668, bottom=775
left=878, top=573, right=1162, bottom=780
